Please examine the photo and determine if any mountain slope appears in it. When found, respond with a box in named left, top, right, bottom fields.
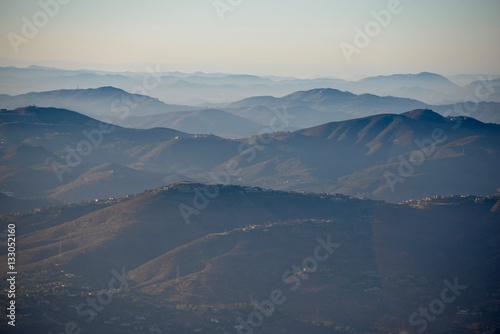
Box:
left=0, top=86, right=197, bottom=119
left=0, top=185, right=499, bottom=333
left=0, top=193, right=54, bottom=214
left=226, top=88, right=427, bottom=127
left=0, top=106, right=192, bottom=203
left=432, top=101, right=500, bottom=124
left=117, top=108, right=264, bottom=137
left=47, top=162, right=188, bottom=202
left=218, top=109, right=500, bottom=201
left=1, top=107, right=499, bottom=203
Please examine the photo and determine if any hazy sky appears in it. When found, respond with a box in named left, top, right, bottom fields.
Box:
left=0, top=0, right=499, bottom=78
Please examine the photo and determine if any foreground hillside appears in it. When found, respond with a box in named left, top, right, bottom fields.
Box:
left=0, top=183, right=499, bottom=333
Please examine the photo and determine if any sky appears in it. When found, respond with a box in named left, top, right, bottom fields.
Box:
left=0, top=0, right=499, bottom=78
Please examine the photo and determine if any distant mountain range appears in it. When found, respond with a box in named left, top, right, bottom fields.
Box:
left=1, top=66, right=499, bottom=105
left=1, top=86, right=499, bottom=139
left=225, top=88, right=427, bottom=127
left=350, top=72, right=460, bottom=102
left=0, top=86, right=196, bottom=118
left=1, top=106, right=498, bottom=208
